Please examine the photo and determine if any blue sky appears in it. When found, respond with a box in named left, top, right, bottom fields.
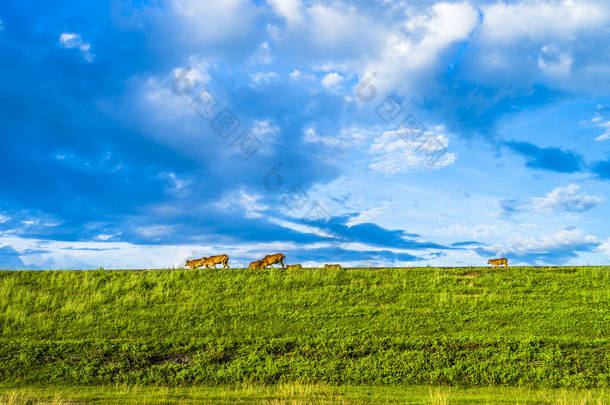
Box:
left=1, top=0, right=610, bottom=269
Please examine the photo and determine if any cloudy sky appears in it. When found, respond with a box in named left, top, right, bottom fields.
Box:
left=1, top=0, right=610, bottom=269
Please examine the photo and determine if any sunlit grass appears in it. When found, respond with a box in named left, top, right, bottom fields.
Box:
left=1, top=384, right=609, bottom=404
left=0, top=267, right=608, bottom=388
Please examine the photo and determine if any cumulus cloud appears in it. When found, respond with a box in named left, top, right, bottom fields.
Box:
left=474, top=0, right=610, bottom=90
left=307, top=3, right=375, bottom=52
left=321, top=72, right=345, bottom=90
left=268, top=0, right=303, bottom=25
left=480, top=0, right=609, bottom=43
left=497, top=184, right=603, bottom=218
left=59, top=32, right=93, bottom=62
left=364, top=2, right=479, bottom=94
left=530, top=184, right=604, bottom=213
left=368, top=125, right=456, bottom=174
left=476, top=229, right=600, bottom=265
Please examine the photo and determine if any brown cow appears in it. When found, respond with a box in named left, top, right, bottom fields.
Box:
left=488, top=258, right=508, bottom=268
left=286, top=264, right=302, bottom=269
left=250, top=253, right=286, bottom=269
left=185, top=257, right=206, bottom=269
left=248, top=260, right=264, bottom=269
left=186, top=254, right=229, bottom=269
left=324, top=264, right=341, bottom=270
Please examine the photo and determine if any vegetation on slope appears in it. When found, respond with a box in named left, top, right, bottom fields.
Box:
left=0, top=267, right=609, bottom=387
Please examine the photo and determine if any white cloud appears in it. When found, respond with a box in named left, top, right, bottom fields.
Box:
left=250, top=71, right=277, bottom=84
left=363, top=2, right=479, bottom=94
left=95, top=234, right=120, bottom=241
left=584, top=112, right=610, bottom=141
left=171, top=0, right=258, bottom=44
left=474, top=0, right=610, bottom=89
left=303, top=126, right=371, bottom=150
left=171, top=58, right=210, bottom=89
left=216, top=189, right=268, bottom=219
left=478, top=229, right=600, bottom=265
left=251, top=119, right=279, bottom=142
left=480, top=0, right=609, bottom=43
left=537, top=45, right=572, bottom=77
left=321, top=72, right=345, bottom=90
left=250, top=119, right=280, bottom=155
left=135, top=225, right=175, bottom=239
left=59, top=32, right=93, bottom=62
left=368, top=125, right=456, bottom=174
left=251, top=41, right=273, bottom=65
left=158, top=171, right=191, bottom=196
left=134, top=55, right=211, bottom=123
left=268, top=0, right=303, bottom=25
left=600, top=238, right=610, bottom=257
left=530, top=184, right=604, bottom=213
left=444, top=223, right=497, bottom=239
left=0, top=213, right=10, bottom=224
left=308, top=4, right=373, bottom=50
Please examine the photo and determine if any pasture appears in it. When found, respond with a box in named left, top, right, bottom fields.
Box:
left=1, top=266, right=609, bottom=402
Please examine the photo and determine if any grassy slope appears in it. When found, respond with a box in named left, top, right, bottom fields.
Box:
left=0, top=267, right=609, bottom=387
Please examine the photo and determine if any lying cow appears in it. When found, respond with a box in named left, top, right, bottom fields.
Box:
left=186, top=254, right=229, bottom=269
left=324, top=264, right=341, bottom=270
left=286, top=264, right=302, bottom=269
left=249, top=253, right=286, bottom=269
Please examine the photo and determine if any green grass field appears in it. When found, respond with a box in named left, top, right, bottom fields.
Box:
left=1, top=267, right=609, bottom=403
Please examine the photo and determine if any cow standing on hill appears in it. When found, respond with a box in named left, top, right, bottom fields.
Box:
left=488, top=258, right=508, bottom=268
left=186, top=254, right=229, bottom=269
left=249, top=253, right=286, bottom=269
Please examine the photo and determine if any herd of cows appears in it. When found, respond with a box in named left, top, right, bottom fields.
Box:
left=184, top=253, right=341, bottom=270
left=184, top=253, right=510, bottom=269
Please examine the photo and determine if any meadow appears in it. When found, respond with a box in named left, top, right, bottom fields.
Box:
left=0, top=266, right=609, bottom=403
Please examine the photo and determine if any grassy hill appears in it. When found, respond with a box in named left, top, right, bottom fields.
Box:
left=1, top=266, right=609, bottom=389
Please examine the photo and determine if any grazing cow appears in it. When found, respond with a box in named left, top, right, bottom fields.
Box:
left=286, top=264, right=302, bottom=269
left=250, top=253, right=286, bottom=269
left=186, top=254, right=229, bottom=269
left=261, top=253, right=286, bottom=269
left=248, top=260, right=264, bottom=269
left=185, top=257, right=206, bottom=269
left=324, top=264, right=341, bottom=270
left=488, top=258, right=508, bottom=268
